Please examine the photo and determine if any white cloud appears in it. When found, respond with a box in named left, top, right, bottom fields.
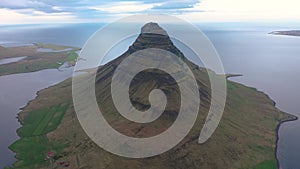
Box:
left=90, top=1, right=158, bottom=13
left=178, top=0, right=300, bottom=22
left=52, top=6, right=63, bottom=11
left=0, top=8, right=77, bottom=24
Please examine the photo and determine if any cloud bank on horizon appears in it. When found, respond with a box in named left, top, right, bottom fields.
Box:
left=0, top=0, right=299, bottom=24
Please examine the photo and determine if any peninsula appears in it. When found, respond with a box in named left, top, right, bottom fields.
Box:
left=9, top=23, right=297, bottom=169
left=269, top=30, right=300, bottom=37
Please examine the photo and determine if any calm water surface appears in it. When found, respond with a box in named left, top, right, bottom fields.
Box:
left=0, top=56, right=27, bottom=65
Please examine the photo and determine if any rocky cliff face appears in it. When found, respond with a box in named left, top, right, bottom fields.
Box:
left=126, top=23, right=184, bottom=58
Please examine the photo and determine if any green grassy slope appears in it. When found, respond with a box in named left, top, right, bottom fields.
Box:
left=8, top=104, right=69, bottom=169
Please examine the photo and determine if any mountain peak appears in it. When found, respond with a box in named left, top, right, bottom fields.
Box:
left=126, top=22, right=184, bottom=58
left=141, top=22, right=167, bottom=35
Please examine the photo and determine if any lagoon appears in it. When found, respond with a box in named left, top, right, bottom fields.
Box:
left=0, top=56, right=27, bottom=65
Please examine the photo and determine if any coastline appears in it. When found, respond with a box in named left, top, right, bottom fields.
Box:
left=0, top=43, right=78, bottom=168
left=17, top=86, right=50, bottom=124
left=275, top=113, right=298, bottom=169
left=2, top=70, right=74, bottom=168
left=6, top=69, right=73, bottom=168
left=226, top=74, right=243, bottom=79
left=227, top=75, right=299, bottom=169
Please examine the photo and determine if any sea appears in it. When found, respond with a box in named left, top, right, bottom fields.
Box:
left=0, top=22, right=299, bottom=169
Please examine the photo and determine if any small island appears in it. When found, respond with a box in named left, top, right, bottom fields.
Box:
left=269, top=30, right=300, bottom=37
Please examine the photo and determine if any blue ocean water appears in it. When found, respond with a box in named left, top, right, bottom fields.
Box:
left=0, top=22, right=299, bottom=169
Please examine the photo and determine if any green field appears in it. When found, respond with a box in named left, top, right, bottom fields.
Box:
left=252, top=160, right=277, bottom=169
left=9, top=103, right=70, bottom=169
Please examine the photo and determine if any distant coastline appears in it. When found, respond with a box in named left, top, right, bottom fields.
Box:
left=226, top=74, right=243, bottom=79
left=269, top=30, right=300, bottom=37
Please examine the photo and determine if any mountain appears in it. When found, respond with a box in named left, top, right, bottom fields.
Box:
left=11, top=23, right=295, bottom=169
left=93, top=22, right=210, bottom=139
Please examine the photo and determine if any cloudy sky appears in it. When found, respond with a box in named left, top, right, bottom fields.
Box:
left=0, top=0, right=299, bottom=24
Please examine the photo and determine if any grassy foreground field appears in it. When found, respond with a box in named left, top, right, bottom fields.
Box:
left=8, top=104, right=70, bottom=169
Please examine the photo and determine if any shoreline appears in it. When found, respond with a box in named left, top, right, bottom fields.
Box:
left=226, top=74, right=243, bottom=79
left=227, top=74, right=299, bottom=169
left=275, top=113, right=298, bottom=169
left=3, top=69, right=74, bottom=168
left=0, top=42, right=78, bottom=168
